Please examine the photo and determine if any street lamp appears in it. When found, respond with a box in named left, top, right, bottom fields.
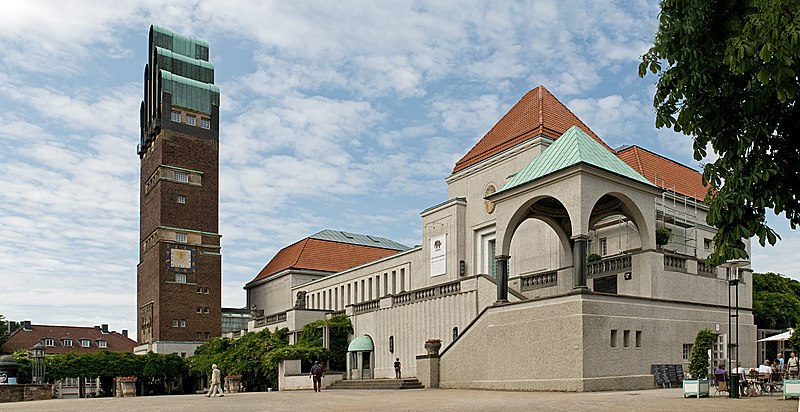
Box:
left=722, top=258, right=748, bottom=398
left=30, top=342, right=45, bottom=384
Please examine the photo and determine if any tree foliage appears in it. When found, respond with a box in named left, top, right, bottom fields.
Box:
left=688, top=329, right=717, bottom=379
left=752, top=272, right=800, bottom=329
left=641, top=0, right=800, bottom=264
left=788, top=328, right=800, bottom=352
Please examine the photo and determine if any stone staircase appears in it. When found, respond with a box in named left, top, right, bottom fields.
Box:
left=327, top=378, right=424, bottom=390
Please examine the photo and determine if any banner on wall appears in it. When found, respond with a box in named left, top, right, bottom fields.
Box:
left=430, top=234, right=446, bottom=277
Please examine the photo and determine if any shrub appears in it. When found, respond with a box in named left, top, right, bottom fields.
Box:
left=688, top=329, right=717, bottom=379
left=655, top=227, right=671, bottom=246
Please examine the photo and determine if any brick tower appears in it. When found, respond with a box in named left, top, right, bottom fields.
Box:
left=136, top=26, right=221, bottom=356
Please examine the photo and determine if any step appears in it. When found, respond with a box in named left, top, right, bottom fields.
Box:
left=328, top=378, right=424, bottom=390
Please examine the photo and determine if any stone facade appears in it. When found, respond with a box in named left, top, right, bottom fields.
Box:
left=0, top=384, right=53, bottom=403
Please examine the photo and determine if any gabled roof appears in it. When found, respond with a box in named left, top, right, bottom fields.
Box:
left=452, top=85, right=613, bottom=174
left=501, top=126, right=654, bottom=192
left=246, top=230, right=409, bottom=286
left=616, top=145, right=709, bottom=201
left=3, top=324, right=136, bottom=355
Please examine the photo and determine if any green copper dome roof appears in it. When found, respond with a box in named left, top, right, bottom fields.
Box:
left=501, top=126, right=655, bottom=192
left=347, top=335, right=374, bottom=352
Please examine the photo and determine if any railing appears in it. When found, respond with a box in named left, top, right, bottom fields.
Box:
left=664, top=254, right=687, bottom=272
left=392, top=281, right=461, bottom=306
left=255, top=311, right=288, bottom=327
left=587, top=255, right=631, bottom=277
left=520, top=271, right=557, bottom=291
left=330, top=309, right=346, bottom=317
left=353, top=299, right=380, bottom=314
left=697, top=261, right=717, bottom=277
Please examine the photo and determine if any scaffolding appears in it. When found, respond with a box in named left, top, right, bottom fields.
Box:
left=654, top=176, right=699, bottom=256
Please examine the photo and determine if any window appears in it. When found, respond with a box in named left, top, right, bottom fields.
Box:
left=177, top=195, right=186, bottom=204
left=196, top=332, right=202, bottom=340
left=204, top=287, right=210, bottom=294
left=62, top=339, right=73, bottom=347
left=197, top=287, right=203, bottom=294
left=204, top=307, right=209, bottom=314
left=174, top=171, right=189, bottom=183
left=704, top=238, right=713, bottom=250
left=171, top=111, right=181, bottom=122
left=180, top=320, right=186, bottom=328
left=176, top=233, right=187, bottom=243
left=175, top=273, right=186, bottom=283
left=610, top=330, right=618, bottom=348
left=483, top=239, right=496, bottom=278
left=196, top=306, right=202, bottom=313
left=623, top=330, right=631, bottom=348
left=173, top=320, right=179, bottom=328
left=453, top=327, right=459, bottom=340
left=205, top=332, right=210, bottom=340
left=43, top=338, right=55, bottom=347
left=80, top=339, right=91, bottom=348
left=635, top=331, right=642, bottom=348
left=97, top=340, right=107, bottom=349
left=600, top=238, right=608, bottom=256
left=200, top=118, right=211, bottom=129
left=713, top=334, right=727, bottom=364
left=186, top=115, right=196, bottom=126
left=683, top=344, right=693, bottom=361
left=389, top=336, right=394, bottom=353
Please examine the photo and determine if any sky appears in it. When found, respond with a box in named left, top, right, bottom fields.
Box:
left=0, top=0, right=797, bottom=336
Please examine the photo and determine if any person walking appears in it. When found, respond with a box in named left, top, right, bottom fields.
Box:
left=776, top=353, right=785, bottom=374
left=310, top=361, right=324, bottom=392
left=394, top=358, right=402, bottom=379
left=206, top=364, right=224, bottom=397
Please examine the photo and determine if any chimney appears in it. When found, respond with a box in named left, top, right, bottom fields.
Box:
left=122, top=329, right=128, bottom=338
left=22, top=320, right=31, bottom=330
left=101, top=324, right=109, bottom=334
left=94, top=325, right=101, bottom=331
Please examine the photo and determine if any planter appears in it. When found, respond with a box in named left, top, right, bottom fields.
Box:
left=784, top=380, right=800, bottom=399
left=119, top=380, right=136, bottom=397
left=226, top=378, right=241, bottom=393
left=682, top=379, right=709, bottom=398
left=424, top=341, right=441, bottom=355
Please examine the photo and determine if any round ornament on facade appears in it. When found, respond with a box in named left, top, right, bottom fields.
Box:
left=484, top=184, right=497, bottom=214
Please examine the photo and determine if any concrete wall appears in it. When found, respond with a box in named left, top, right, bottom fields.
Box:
left=278, top=359, right=342, bottom=391
left=438, top=292, right=756, bottom=392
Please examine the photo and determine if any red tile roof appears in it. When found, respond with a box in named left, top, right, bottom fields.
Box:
left=3, top=324, right=136, bottom=355
left=452, top=85, right=613, bottom=174
left=246, top=238, right=402, bottom=286
left=616, top=145, right=709, bottom=201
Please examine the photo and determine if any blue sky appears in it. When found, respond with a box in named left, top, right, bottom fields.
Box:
left=0, top=0, right=797, bottom=335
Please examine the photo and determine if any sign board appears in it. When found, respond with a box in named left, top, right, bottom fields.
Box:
left=429, top=234, right=446, bottom=277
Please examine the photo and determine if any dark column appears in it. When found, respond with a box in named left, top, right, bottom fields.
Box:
left=572, top=236, right=589, bottom=289
left=495, top=255, right=510, bottom=304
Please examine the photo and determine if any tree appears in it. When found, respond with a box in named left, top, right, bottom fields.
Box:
left=789, top=328, right=800, bottom=352
left=640, top=0, right=800, bottom=264
left=0, top=315, right=8, bottom=351
left=688, top=329, right=717, bottom=379
left=752, top=272, right=800, bottom=329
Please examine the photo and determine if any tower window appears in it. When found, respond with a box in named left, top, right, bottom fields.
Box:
left=204, top=287, right=210, bottom=294
left=180, top=320, right=186, bottom=328
left=174, top=171, right=189, bottom=182
left=177, top=195, right=186, bottom=204
left=200, top=118, right=211, bottom=129
left=204, top=307, right=209, bottom=314
left=176, top=233, right=187, bottom=243
left=173, top=320, right=179, bottom=328
left=175, top=273, right=186, bottom=283
left=196, top=306, right=202, bottom=313
left=171, top=111, right=181, bottom=122
left=186, top=115, right=196, bottom=126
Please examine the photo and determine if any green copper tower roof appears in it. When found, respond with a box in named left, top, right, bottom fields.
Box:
left=501, top=126, right=655, bottom=192
left=151, top=25, right=209, bottom=61
left=160, top=70, right=220, bottom=114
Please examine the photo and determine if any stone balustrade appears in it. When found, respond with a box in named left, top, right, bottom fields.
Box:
left=255, top=311, right=288, bottom=327
left=520, top=271, right=557, bottom=291
left=587, top=255, right=631, bottom=277
left=697, top=261, right=717, bottom=277
left=392, top=281, right=461, bottom=306
left=353, top=299, right=380, bottom=314
left=664, top=254, right=687, bottom=272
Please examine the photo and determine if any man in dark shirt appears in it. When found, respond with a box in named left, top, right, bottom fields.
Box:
left=394, top=358, right=402, bottom=379
left=310, top=361, right=324, bottom=392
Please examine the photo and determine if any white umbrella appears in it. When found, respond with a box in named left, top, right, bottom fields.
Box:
left=758, top=329, right=793, bottom=342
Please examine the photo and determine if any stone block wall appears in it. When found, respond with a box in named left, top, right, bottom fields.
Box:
left=0, top=384, right=53, bottom=403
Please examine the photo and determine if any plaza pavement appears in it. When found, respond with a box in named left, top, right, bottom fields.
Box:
left=1, top=388, right=798, bottom=411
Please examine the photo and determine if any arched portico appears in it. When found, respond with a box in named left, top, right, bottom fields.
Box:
left=347, top=335, right=374, bottom=380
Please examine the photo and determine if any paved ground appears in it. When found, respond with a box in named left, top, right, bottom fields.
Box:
left=1, top=388, right=798, bottom=411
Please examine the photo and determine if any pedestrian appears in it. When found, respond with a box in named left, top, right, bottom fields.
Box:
left=776, top=353, right=784, bottom=374
left=206, top=364, right=224, bottom=397
left=394, top=358, right=402, bottom=379
left=310, top=361, right=324, bottom=392
left=788, top=352, right=799, bottom=379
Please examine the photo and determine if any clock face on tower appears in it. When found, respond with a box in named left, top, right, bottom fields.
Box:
left=171, top=248, right=192, bottom=269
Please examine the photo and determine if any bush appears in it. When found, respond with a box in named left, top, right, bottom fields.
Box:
left=688, top=329, right=717, bottom=380
left=587, top=253, right=602, bottom=263
left=655, top=227, right=671, bottom=246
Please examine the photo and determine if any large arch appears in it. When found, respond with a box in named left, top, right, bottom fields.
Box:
left=584, top=191, right=654, bottom=251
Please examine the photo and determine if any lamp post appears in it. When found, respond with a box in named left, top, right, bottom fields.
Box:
left=722, top=258, right=748, bottom=398
left=30, top=342, right=45, bottom=384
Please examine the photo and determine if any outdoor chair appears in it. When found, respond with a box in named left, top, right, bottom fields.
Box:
left=758, top=372, right=772, bottom=395
left=713, top=373, right=728, bottom=397
left=749, top=370, right=764, bottom=395
left=770, top=371, right=784, bottom=394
